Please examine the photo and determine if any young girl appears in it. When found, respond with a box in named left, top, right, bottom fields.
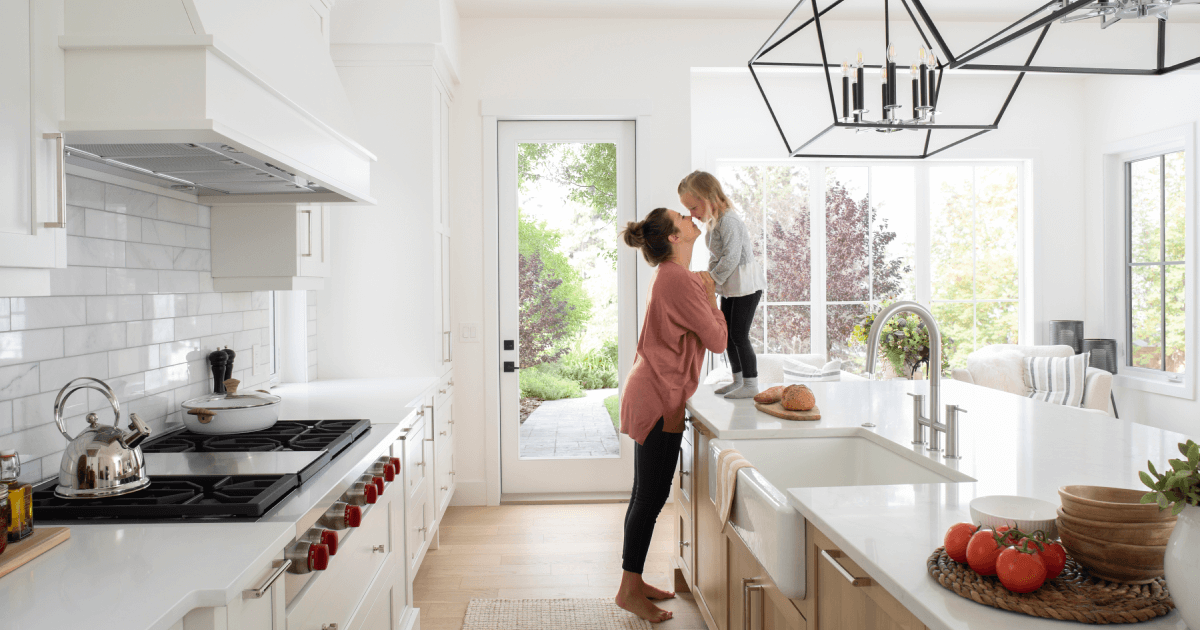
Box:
left=678, top=171, right=766, bottom=399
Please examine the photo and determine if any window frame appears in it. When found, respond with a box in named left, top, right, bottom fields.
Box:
left=1104, top=124, right=1196, bottom=399
left=711, top=158, right=1027, bottom=370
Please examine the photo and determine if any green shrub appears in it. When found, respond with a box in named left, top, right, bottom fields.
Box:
left=520, top=366, right=584, bottom=401
left=603, top=395, right=620, bottom=430
left=555, top=340, right=619, bottom=390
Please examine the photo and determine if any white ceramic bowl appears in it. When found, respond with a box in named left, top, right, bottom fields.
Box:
left=970, top=495, right=1059, bottom=540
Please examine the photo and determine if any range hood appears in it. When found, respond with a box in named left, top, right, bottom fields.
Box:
left=59, top=0, right=375, bottom=205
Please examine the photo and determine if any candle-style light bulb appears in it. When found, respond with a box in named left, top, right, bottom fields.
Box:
left=919, top=47, right=926, bottom=64
left=928, top=50, right=937, bottom=67
left=856, top=49, right=864, bottom=66
left=843, top=61, right=850, bottom=78
left=887, top=44, right=896, bottom=62
left=881, top=66, right=887, bottom=81
left=911, top=64, right=918, bottom=77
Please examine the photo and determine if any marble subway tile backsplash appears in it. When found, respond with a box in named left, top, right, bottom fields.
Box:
left=0, top=174, right=317, bottom=485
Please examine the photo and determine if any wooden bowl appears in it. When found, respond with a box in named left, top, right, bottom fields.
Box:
left=1058, top=524, right=1166, bottom=571
left=1065, top=550, right=1165, bottom=584
left=1056, top=507, right=1175, bottom=546
left=1058, top=485, right=1177, bottom=523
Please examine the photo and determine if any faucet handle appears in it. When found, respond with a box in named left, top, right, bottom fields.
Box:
left=943, top=404, right=965, bottom=460
left=908, top=392, right=927, bottom=445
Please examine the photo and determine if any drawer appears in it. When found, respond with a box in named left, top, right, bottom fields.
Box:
left=434, top=396, right=454, bottom=445
left=435, top=436, right=455, bottom=520
left=679, top=440, right=693, bottom=508
left=403, top=419, right=427, bottom=499
left=288, top=497, right=392, bottom=630
left=434, top=372, right=454, bottom=409
left=677, top=507, right=693, bottom=581
left=407, top=486, right=431, bottom=575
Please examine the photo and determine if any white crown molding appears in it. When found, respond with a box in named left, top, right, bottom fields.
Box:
left=330, top=43, right=460, bottom=90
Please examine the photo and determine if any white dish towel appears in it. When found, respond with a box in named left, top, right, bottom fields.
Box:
left=715, top=448, right=756, bottom=533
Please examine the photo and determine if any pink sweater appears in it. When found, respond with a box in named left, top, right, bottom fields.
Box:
left=620, top=261, right=728, bottom=445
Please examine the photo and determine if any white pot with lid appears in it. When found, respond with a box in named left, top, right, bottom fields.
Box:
left=181, top=379, right=281, bottom=434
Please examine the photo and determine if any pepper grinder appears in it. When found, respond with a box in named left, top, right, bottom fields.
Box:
left=209, top=350, right=229, bottom=394
left=223, top=346, right=236, bottom=383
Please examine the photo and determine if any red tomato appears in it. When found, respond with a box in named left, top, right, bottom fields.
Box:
left=1038, top=541, right=1067, bottom=580
left=995, top=525, right=1022, bottom=546
left=966, top=530, right=1004, bottom=576
left=996, top=547, right=1047, bottom=593
left=944, top=523, right=977, bottom=563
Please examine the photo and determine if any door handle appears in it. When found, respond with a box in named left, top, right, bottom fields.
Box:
left=43, top=133, right=65, bottom=228
left=504, top=361, right=519, bottom=373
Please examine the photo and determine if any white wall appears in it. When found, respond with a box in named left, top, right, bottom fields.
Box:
left=1083, top=72, right=1200, bottom=437
left=448, top=17, right=1093, bottom=502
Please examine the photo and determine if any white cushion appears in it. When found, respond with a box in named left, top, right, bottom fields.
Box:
left=965, top=344, right=1075, bottom=396
left=1024, top=353, right=1089, bottom=407
left=783, top=359, right=842, bottom=382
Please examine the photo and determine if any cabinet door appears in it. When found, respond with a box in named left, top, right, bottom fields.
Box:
left=226, top=555, right=288, bottom=630
left=810, top=525, right=924, bottom=630
left=439, top=93, right=451, bottom=230
left=298, top=204, right=330, bottom=278
left=348, top=560, right=398, bottom=630
left=441, top=233, right=452, bottom=368
left=0, top=0, right=63, bottom=272
left=694, top=428, right=727, bottom=630
left=728, top=530, right=806, bottom=630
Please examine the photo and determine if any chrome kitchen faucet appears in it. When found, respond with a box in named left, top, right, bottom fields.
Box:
left=863, top=301, right=963, bottom=459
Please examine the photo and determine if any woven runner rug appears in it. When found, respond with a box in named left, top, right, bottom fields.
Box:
left=462, top=598, right=651, bottom=630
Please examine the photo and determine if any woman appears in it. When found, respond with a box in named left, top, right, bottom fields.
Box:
left=679, top=171, right=766, bottom=399
left=616, top=207, right=728, bottom=623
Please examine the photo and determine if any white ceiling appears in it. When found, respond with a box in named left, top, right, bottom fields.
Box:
left=457, top=0, right=1200, bottom=22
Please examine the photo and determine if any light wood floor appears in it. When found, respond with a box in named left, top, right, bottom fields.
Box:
left=414, top=503, right=707, bottom=629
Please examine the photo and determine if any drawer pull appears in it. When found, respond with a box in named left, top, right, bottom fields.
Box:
left=448, top=420, right=454, bottom=425
left=679, top=540, right=690, bottom=548
left=743, top=578, right=765, bottom=630
left=821, top=550, right=871, bottom=587
left=441, top=486, right=448, bottom=491
left=449, top=379, right=454, bottom=386
left=322, top=624, right=338, bottom=630
left=243, top=559, right=292, bottom=599
left=440, top=431, right=447, bottom=436
left=680, top=470, right=690, bottom=477
left=416, top=409, right=425, bottom=417
left=449, top=471, right=455, bottom=476
left=439, top=388, right=448, bottom=394
left=418, top=527, right=427, bottom=534
left=372, top=544, right=386, bottom=553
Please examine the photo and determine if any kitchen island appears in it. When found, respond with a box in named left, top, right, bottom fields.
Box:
left=684, top=379, right=1191, bottom=630
left=0, top=377, right=440, bottom=630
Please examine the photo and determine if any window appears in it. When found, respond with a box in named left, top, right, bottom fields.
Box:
left=1126, top=151, right=1186, bottom=374
left=714, top=161, right=1023, bottom=373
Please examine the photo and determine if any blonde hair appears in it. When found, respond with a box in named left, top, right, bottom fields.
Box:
left=678, top=170, right=731, bottom=227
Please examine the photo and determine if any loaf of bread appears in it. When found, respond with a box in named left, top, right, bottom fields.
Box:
left=781, top=384, right=816, bottom=411
left=753, top=386, right=785, bottom=404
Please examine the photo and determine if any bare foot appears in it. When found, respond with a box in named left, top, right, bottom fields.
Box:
left=615, top=591, right=674, bottom=623
left=641, top=582, right=676, bottom=600
left=616, top=571, right=674, bottom=623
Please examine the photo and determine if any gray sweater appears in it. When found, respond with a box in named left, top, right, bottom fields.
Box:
left=706, top=212, right=766, bottom=298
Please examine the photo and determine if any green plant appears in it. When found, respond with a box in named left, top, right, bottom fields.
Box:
left=604, top=394, right=620, bottom=431
left=556, top=340, right=619, bottom=390
left=850, top=302, right=954, bottom=377
left=1140, top=439, right=1200, bottom=515
left=519, top=366, right=584, bottom=401
left=518, top=211, right=593, bottom=367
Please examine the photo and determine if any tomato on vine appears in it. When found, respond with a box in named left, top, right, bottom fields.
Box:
left=996, top=545, right=1047, bottom=593
left=944, top=523, right=977, bottom=563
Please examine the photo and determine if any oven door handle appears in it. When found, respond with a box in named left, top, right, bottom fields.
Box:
left=244, top=559, right=292, bottom=599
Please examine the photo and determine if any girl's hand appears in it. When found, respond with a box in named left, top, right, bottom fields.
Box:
left=696, top=272, right=717, bottom=308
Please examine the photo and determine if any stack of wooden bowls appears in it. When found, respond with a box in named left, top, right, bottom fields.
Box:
left=1057, top=485, right=1177, bottom=584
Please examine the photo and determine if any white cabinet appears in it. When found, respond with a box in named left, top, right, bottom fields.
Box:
left=436, top=233, right=453, bottom=371
left=224, top=555, right=288, bottom=630
left=0, top=0, right=65, bottom=295
left=210, top=203, right=331, bottom=291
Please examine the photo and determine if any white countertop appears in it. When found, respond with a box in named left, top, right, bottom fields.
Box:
left=1, top=377, right=437, bottom=630
left=686, top=380, right=1193, bottom=630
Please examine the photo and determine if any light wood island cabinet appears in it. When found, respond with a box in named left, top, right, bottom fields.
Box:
left=675, top=419, right=928, bottom=630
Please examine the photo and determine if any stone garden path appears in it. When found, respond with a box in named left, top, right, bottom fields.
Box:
left=519, top=388, right=620, bottom=459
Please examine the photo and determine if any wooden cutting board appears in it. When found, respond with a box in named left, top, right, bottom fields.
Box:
left=0, top=526, right=70, bottom=579
left=754, top=401, right=821, bottom=421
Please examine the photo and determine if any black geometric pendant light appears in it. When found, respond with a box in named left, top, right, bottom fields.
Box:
left=944, top=1, right=1200, bottom=75
left=749, top=0, right=1042, bottom=159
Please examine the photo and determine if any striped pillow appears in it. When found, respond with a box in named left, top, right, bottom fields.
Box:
left=1023, top=353, right=1089, bottom=407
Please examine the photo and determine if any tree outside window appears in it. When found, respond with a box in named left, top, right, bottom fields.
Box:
left=1127, top=151, right=1186, bottom=373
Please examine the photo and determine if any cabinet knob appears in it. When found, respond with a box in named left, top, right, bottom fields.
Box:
left=440, top=431, right=447, bottom=436
left=417, top=409, right=425, bottom=417
left=418, top=527, right=427, bottom=534
left=679, top=541, right=690, bottom=548
left=322, top=624, right=338, bottom=630
left=372, top=544, right=386, bottom=553
left=439, top=388, right=448, bottom=394
left=680, top=470, right=690, bottom=476
left=449, top=471, right=455, bottom=476
left=448, top=379, right=454, bottom=386
left=441, top=486, right=448, bottom=491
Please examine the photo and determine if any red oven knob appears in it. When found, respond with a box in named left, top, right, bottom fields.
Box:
left=359, top=474, right=385, bottom=496
left=345, top=481, right=378, bottom=506
left=389, top=457, right=401, bottom=476
left=286, top=540, right=330, bottom=574
left=319, top=502, right=362, bottom=530
left=302, top=528, right=340, bottom=556
left=371, top=461, right=395, bottom=482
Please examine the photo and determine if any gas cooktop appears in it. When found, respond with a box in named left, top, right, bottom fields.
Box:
left=37, top=419, right=373, bottom=523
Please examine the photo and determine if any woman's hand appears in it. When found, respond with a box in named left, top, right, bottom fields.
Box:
left=696, top=271, right=718, bottom=309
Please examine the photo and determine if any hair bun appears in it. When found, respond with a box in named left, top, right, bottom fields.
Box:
left=622, top=221, right=644, bottom=248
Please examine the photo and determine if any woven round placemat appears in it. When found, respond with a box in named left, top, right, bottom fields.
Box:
left=927, top=547, right=1174, bottom=624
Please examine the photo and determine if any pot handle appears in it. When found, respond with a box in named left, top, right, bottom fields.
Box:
left=53, top=377, right=120, bottom=441
left=188, top=408, right=217, bottom=424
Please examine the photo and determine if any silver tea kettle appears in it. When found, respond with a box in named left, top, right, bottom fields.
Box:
left=53, top=377, right=152, bottom=499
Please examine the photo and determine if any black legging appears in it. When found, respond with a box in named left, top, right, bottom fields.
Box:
left=721, top=290, right=762, bottom=378
left=622, top=418, right=683, bottom=574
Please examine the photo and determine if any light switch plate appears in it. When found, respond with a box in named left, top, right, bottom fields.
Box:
left=460, top=323, right=480, bottom=342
